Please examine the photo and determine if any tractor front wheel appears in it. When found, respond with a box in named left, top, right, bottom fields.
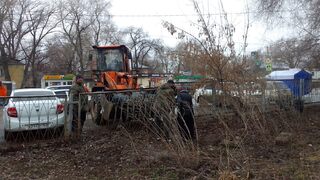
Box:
left=91, top=101, right=104, bottom=125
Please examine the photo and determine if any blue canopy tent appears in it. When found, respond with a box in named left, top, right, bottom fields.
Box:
left=266, top=69, right=312, bottom=97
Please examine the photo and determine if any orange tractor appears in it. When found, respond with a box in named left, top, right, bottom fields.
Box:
left=87, top=45, right=149, bottom=126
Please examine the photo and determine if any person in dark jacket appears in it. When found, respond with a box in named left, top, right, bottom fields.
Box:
left=69, top=74, right=89, bottom=134
left=177, top=88, right=196, bottom=141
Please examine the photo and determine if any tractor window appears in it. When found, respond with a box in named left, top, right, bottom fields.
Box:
left=100, top=49, right=123, bottom=71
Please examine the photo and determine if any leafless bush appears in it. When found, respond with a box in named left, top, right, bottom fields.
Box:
left=84, top=91, right=200, bottom=168
left=198, top=81, right=297, bottom=142
left=193, top=78, right=300, bottom=176
left=131, top=95, right=200, bottom=169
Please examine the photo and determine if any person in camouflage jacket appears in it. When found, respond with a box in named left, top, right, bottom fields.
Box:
left=69, top=75, right=89, bottom=134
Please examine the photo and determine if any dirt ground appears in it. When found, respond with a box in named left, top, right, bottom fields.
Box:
left=0, top=105, right=320, bottom=179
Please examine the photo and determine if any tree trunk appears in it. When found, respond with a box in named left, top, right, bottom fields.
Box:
left=0, top=48, right=11, bottom=81
left=32, top=62, right=37, bottom=87
left=177, top=57, right=181, bottom=74
left=20, top=61, right=30, bottom=88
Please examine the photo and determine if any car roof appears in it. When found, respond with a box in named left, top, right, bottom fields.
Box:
left=46, top=85, right=71, bottom=87
left=46, top=85, right=72, bottom=89
left=53, top=89, right=69, bottom=92
left=14, top=88, right=53, bottom=93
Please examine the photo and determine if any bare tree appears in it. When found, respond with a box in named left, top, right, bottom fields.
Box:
left=124, top=27, right=163, bottom=70
left=267, top=37, right=314, bottom=68
left=58, top=0, right=95, bottom=75
left=0, top=0, right=14, bottom=81
left=45, top=35, right=76, bottom=74
left=0, top=0, right=32, bottom=81
left=254, top=0, right=320, bottom=69
left=20, top=1, right=58, bottom=87
left=174, top=41, right=205, bottom=75
left=89, top=0, right=121, bottom=45
left=163, top=0, right=251, bottom=86
left=58, top=0, right=117, bottom=75
left=152, top=46, right=178, bottom=74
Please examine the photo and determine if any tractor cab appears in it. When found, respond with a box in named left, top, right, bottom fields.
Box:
left=89, top=45, right=132, bottom=74
left=88, top=45, right=137, bottom=91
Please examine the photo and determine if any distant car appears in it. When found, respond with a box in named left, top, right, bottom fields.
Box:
left=53, top=89, right=69, bottom=104
left=193, top=83, right=243, bottom=107
left=2, top=88, right=64, bottom=139
left=265, top=81, right=293, bottom=108
left=46, top=85, right=72, bottom=90
left=265, top=81, right=292, bottom=98
left=193, top=85, right=214, bottom=103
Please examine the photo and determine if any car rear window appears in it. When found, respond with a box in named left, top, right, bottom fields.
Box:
left=204, top=85, right=214, bottom=90
left=13, top=91, right=56, bottom=102
left=54, top=91, right=67, bottom=95
left=47, top=85, right=72, bottom=90
left=54, top=90, right=68, bottom=98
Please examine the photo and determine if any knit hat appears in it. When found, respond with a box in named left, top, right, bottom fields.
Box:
left=167, top=80, right=174, bottom=84
left=75, top=74, right=83, bottom=80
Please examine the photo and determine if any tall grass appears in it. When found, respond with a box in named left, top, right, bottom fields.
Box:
left=83, top=86, right=301, bottom=177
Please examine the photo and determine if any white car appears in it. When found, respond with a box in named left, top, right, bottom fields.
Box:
left=2, top=88, right=65, bottom=137
left=52, top=89, right=69, bottom=104
left=193, top=84, right=242, bottom=107
left=193, top=85, right=214, bottom=103
left=46, top=85, right=72, bottom=90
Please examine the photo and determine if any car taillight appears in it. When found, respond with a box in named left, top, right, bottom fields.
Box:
left=56, top=104, right=64, bottom=114
left=7, top=107, right=18, bottom=117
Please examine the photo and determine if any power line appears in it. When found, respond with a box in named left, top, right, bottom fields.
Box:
left=110, top=9, right=300, bottom=18
left=8, top=8, right=301, bottom=19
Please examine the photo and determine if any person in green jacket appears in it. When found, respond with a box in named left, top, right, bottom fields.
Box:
left=153, top=80, right=177, bottom=139
left=69, top=74, right=89, bottom=134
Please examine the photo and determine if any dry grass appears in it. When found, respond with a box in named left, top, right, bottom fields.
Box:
left=1, top=91, right=318, bottom=179
left=190, top=83, right=301, bottom=175
left=79, top=87, right=312, bottom=178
